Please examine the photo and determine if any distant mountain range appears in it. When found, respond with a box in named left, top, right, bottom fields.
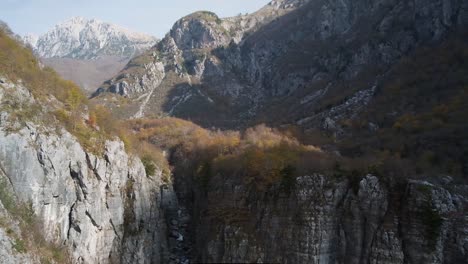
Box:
left=24, top=17, right=157, bottom=59
left=23, top=17, right=158, bottom=93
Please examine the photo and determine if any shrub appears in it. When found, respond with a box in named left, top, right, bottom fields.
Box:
left=280, top=165, right=296, bottom=194
left=12, top=238, right=26, bottom=253
left=92, top=104, right=118, bottom=136
left=141, top=155, right=157, bottom=176
left=0, top=178, right=15, bottom=212
left=421, top=202, right=443, bottom=248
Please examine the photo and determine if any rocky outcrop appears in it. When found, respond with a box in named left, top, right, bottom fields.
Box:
left=0, top=78, right=166, bottom=263
left=0, top=126, right=165, bottom=263
left=160, top=184, right=193, bottom=264
left=2, top=2, right=468, bottom=263
left=187, top=173, right=468, bottom=263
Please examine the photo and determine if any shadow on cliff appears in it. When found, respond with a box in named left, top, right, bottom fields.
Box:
left=161, top=82, right=245, bottom=129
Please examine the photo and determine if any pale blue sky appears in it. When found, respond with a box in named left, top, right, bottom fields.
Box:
left=1, top=0, right=271, bottom=37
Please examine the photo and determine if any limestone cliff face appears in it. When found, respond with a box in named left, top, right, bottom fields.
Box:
left=0, top=79, right=166, bottom=263
left=187, top=174, right=468, bottom=263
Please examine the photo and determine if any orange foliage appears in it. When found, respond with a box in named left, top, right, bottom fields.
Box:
left=87, top=112, right=97, bottom=128
left=128, top=118, right=330, bottom=189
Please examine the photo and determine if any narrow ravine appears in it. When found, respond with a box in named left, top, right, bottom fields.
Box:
left=160, top=183, right=193, bottom=264
left=133, top=83, right=158, bottom=118
left=133, top=63, right=165, bottom=119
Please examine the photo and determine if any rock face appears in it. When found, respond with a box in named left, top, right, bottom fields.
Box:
left=0, top=198, right=38, bottom=264
left=94, top=0, right=468, bottom=128
left=184, top=173, right=468, bottom=263
left=0, top=78, right=166, bottom=263
left=0, top=130, right=163, bottom=263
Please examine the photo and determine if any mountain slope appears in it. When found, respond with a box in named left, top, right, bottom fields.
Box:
left=93, top=0, right=468, bottom=129
left=92, top=0, right=309, bottom=121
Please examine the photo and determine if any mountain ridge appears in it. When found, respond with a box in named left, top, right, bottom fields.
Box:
left=92, top=0, right=311, bottom=121
left=24, top=16, right=158, bottom=59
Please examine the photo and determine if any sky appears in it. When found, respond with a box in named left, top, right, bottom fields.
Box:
left=1, top=0, right=271, bottom=38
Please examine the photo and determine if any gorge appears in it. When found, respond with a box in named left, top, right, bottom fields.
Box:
left=0, top=0, right=468, bottom=263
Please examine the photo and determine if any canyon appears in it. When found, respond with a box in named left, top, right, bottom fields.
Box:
left=0, top=0, right=468, bottom=263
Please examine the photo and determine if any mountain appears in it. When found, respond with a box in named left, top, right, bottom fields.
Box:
left=92, top=1, right=306, bottom=120
left=22, top=34, right=38, bottom=47
left=93, top=0, right=468, bottom=128
left=24, top=17, right=158, bottom=93
left=25, top=16, right=157, bottom=59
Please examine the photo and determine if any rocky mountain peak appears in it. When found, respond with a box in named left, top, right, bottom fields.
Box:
left=24, top=17, right=158, bottom=59
left=169, top=11, right=231, bottom=50
left=266, top=0, right=308, bottom=10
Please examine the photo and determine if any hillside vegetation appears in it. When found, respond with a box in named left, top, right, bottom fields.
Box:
left=127, top=118, right=363, bottom=191
left=340, top=38, right=468, bottom=180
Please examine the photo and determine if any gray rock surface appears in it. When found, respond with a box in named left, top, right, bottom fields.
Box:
left=0, top=78, right=166, bottom=263
left=0, top=126, right=165, bottom=263
left=190, top=174, right=468, bottom=263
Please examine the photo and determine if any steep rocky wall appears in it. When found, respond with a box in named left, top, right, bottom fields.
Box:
left=0, top=125, right=166, bottom=263
left=0, top=79, right=167, bottom=263
left=0, top=168, right=39, bottom=263
left=188, top=174, right=468, bottom=263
